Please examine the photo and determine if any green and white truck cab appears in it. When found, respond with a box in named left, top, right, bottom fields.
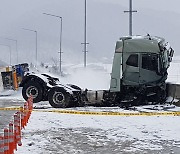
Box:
left=109, top=35, right=174, bottom=105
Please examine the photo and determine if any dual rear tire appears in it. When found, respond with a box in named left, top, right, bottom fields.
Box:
left=22, top=81, right=76, bottom=108
left=48, top=87, right=71, bottom=108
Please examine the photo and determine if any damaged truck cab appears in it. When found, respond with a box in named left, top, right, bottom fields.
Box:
left=107, top=35, right=174, bottom=106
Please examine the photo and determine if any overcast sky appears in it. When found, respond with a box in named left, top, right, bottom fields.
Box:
left=101, top=0, right=180, bottom=12
left=0, top=0, right=180, bottom=65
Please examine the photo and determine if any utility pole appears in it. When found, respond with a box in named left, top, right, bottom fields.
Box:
left=124, top=0, right=137, bottom=36
left=22, top=28, right=38, bottom=66
left=43, top=13, right=63, bottom=75
left=81, top=0, right=89, bottom=68
left=0, top=44, right=11, bottom=65
left=3, top=38, right=18, bottom=64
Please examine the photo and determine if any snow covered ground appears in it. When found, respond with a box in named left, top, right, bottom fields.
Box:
left=15, top=110, right=180, bottom=154
left=0, top=62, right=180, bottom=153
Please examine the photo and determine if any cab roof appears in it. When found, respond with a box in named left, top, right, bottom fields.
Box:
left=116, top=35, right=165, bottom=53
left=120, top=35, right=165, bottom=44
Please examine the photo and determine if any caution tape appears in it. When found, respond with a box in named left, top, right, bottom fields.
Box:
left=0, top=107, right=21, bottom=111
left=33, top=109, right=180, bottom=116
left=0, top=107, right=180, bottom=116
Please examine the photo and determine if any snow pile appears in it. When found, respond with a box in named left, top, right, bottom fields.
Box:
left=167, top=62, right=180, bottom=84
left=0, top=88, right=24, bottom=101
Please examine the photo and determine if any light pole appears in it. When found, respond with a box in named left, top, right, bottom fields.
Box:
left=81, top=0, right=89, bottom=68
left=3, top=38, right=18, bottom=64
left=124, top=0, right=137, bottom=36
left=22, top=28, right=37, bottom=66
left=0, top=44, right=11, bottom=65
left=43, top=13, right=63, bottom=75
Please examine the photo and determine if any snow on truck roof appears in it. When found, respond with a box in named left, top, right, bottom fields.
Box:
left=115, top=35, right=168, bottom=53
left=119, top=35, right=165, bottom=43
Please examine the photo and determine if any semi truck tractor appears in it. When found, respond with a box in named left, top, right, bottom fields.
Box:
left=20, top=35, right=174, bottom=108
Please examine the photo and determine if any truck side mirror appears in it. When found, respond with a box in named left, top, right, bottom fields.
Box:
left=169, top=48, right=174, bottom=57
left=168, top=48, right=174, bottom=62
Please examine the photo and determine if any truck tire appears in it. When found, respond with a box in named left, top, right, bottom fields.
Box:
left=22, top=81, right=43, bottom=103
left=48, top=87, right=71, bottom=108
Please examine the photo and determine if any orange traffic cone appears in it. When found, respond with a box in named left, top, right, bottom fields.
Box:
left=4, top=128, right=9, bottom=154
left=16, top=112, right=22, bottom=147
left=14, top=114, right=18, bottom=151
left=0, top=136, right=4, bottom=154
left=9, top=123, right=14, bottom=154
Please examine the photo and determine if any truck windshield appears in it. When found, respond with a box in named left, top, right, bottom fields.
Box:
left=142, top=54, right=158, bottom=72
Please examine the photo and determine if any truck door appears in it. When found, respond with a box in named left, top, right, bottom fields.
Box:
left=122, top=53, right=140, bottom=85
left=139, top=53, right=161, bottom=84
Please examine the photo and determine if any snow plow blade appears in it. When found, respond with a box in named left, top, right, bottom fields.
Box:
left=166, top=83, right=180, bottom=106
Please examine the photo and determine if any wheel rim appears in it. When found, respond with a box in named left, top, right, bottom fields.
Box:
left=52, top=92, right=66, bottom=106
left=26, top=86, right=39, bottom=98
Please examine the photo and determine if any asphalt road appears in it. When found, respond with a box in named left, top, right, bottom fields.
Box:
left=0, top=99, right=24, bottom=134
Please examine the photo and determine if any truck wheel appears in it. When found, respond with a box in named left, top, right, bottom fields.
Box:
left=22, top=81, right=43, bottom=103
left=48, top=87, right=71, bottom=108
